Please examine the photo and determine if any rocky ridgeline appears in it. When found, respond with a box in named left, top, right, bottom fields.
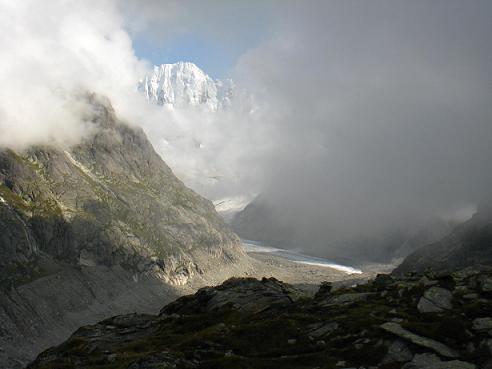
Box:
left=0, top=94, right=242, bottom=288
left=0, top=94, right=245, bottom=368
left=28, top=267, right=492, bottom=369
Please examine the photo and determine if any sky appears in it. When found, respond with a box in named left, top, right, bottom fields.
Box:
left=0, top=0, right=491, bottom=258
left=128, top=0, right=273, bottom=78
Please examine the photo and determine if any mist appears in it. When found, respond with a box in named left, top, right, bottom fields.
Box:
left=0, top=0, right=269, bottom=202
left=231, top=0, right=492, bottom=257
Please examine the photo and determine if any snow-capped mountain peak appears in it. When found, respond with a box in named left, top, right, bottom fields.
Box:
left=138, top=62, right=235, bottom=111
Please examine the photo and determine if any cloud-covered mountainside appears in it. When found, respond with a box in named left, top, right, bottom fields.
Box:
left=0, top=94, right=242, bottom=286
left=0, top=94, right=246, bottom=368
left=135, top=61, right=262, bottom=203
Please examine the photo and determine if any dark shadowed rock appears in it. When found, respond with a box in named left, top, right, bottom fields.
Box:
left=394, top=206, right=492, bottom=275
left=380, top=322, right=458, bottom=358
left=28, top=268, right=492, bottom=369
left=417, top=287, right=453, bottom=313
left=402, top=353, right=476, bottom=369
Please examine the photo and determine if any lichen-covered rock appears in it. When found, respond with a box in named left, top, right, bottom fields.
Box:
left=402, top=353, right=476, bottom=369
left=417, top=286, right=453, bottom=313
left=380, top=322, right=458, bottom=358
left=473, top=317, right=492, bottom=332
left=381, top=339, right=413, bottom=364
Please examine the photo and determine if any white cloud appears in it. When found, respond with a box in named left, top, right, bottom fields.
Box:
left=0, top=0, right=267, bottom=201
left=0, top=0, right=147, bottom=149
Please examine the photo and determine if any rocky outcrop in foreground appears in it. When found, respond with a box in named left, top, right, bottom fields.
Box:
left=29, top=267, right=492, bottom=369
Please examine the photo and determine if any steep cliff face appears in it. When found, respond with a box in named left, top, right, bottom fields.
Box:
left=0, top=94, right=246, bottom=368
left=393, top=206, right=492, bottom=275
left=0, top=95, right=243, bottom=286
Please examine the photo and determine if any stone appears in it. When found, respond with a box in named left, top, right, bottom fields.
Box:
left=480, top=277, right=492, bottom=292
left=322, top=292, right=377, bottom=306
left=419, top=276, right=438, bottom=287
left=401, top=353, right=476, bottom=369
left=381, top=339, right=414, bottom=364
left=373, top=274, right=394, bottom=289
left=479, top=339, right=492, bottom=357
left=315, top=281, right=333, bottom=298
left=417, top=287, right=453, bottom=313
left=307, top=322, right=338, bottom=338
left=473, top=318, right=492, bottom=332
left=380, top=322, right=459, bottom=358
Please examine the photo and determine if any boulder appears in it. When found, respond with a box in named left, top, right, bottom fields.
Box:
left=417, top=287, right=453, bottom=313
left=380, top=322, right=458, bottom=358
left=402, top=353, right=475, bottom=369
left=473, top=318, right=492, bottom=332
left=381, top=339, right=414, bottom=364
left=321, top=292, right=377, bottom=306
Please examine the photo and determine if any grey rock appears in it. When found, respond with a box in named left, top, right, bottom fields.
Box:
left=381, top=339, right=414, bottom=364
left=307, top=322, right=338, bottom=338
left=417, top=287, right=453, bottom=313
left=160, top=277, right=299, bottom=316
left=479, top=339, right=492, bottom=357
left=321, top=292, right=377, bottom=306
left=402, top=353, right=476, bottom=369
left=419, top=276, right=438, bottom=287
left=473, top=318, right=492, bottom=332
left=373, top=274, right=394, bottom=289
left=480, top=276, right=492, bottom=292
left=380, top=322, right=459, bottom=358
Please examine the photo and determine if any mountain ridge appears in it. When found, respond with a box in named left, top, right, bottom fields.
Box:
left=0, top=93, right=248, bottom=368
left=138, top=62, right=236, bottom=112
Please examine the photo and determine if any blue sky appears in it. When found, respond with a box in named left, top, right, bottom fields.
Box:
left=131, top=2, right=272, bottom=79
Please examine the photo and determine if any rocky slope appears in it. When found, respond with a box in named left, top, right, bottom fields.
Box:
left=394, top=206, right=492, bottom=275
left=28, top=267, right=492, bottom=369
left=0, top=94, right=246, bottom=368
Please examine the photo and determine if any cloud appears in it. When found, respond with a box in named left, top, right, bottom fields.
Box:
left=0, top=0, right=270, bottom=202
left=2, top=0, right=491, bottom=257
left=233, top=0, right=492, bottom=253
left=0, top=0, right=152, bottom=149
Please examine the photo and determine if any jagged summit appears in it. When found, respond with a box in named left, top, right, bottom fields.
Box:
left=138, top=61, right=235, bottom=111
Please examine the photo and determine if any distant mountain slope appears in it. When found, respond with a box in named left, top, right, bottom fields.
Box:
left=0, top=94, right=246, bottom=368
left=393, top=206, right=492, bottom=275
left=231, top=196, right=453, bottom=264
